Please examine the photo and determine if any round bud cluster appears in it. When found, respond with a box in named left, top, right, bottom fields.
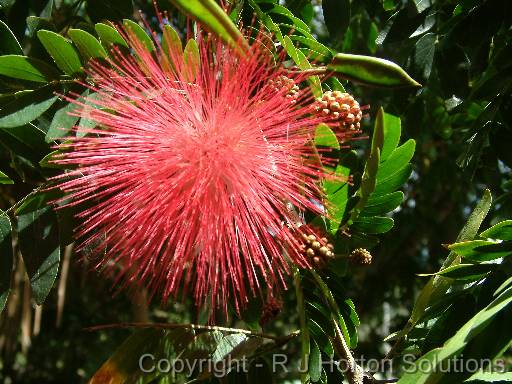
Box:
left=301, top=233, right=335, bottom=268
left=349, top=248, right=372, bottom=265
left=313, top=91, right=363, bottom=130
left=269, top=75, right=300, bottom=104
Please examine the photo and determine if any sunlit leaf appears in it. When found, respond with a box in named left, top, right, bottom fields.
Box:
left=95, top=23, right=128, bottom=49
left=0, top=87, right=58, bottom=129
left=0, top=170, right=13, bottom=184
left=123, top=19, right=155, bottom=52
left=0, top=55, right=60, bottom=83
left=170, top=0, right=249, bottom=55
left=68, top=28, right=107, bottom=61
left=480, top=220, right=512, bottom=241
left=37, top=30, right=83, bottom=76
left=448, top=240, right=512, bottom=262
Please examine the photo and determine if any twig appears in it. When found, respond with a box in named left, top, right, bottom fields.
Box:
left=294, top=269, right=310, bottom=384
left=309, top=270, right=395, bottom=384
left=85, top=322, right=299, bottom=343
left=56, top=243, right=74, bottom=327
left=286, top=66, right=329, bottom=77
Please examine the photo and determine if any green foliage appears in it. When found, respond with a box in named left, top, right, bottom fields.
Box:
left=67, top=29, right=108, bottom=62
left=95, top=23, right=129, bottom=48
left=389, top=195, right=512, bottom=382
left=17, top=206, right=60, bottom=305
left=123, top=19, right=156, bottom=52
left=170, top=0, right=249, bottom=54
left=37, top=30, right=83, bottom=76
left=0, top=55, right=60, bottom=83
left=0, top=0, right=509, bottom=383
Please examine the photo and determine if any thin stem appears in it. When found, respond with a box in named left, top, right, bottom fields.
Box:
left=294, top=269, right=310, bottom=384
left=85, top=322, right=299, bottom=343
left=286, top=66, right=329, bottom=77
left=310, top=270, right=364, bottom=384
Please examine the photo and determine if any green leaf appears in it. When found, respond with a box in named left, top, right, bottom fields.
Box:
left=0, top=170, right=13, bottom=184
left=210, top=333, right=264, bottom=366
left=308, top=318, right=334, bottom=357
left=183, top=38, right=200, bottom=81
left=170, top=0, right=249, bottom=55
left=315, top=123, right=339, bottom=149
left=448, top=240, right=512, bottom=262
left=282, top=35, right=322, bottom=96
left=307, top=301, right=335, bottom=338
left=454, top=189, right=493, bottom=245
left=398, top=286, right=512, bottom=384
left=162, top=24, right=183, bottom=59
left=0, top=124, right=49, bottom=166
left=37, top=30, right=83, bottom=76
left=480, top=220, right=512, bottom=240
left=211, top=333, right=247, bottom=362
left=46, top=99, right=81, bottom=142
left=40, top=0, right=53, bottom=18
left=0, top=19, right=23, bottom=55
left=122, top=19, right=155, bottom=52
left=0, top=87, right=58, bottom=129
left=309, top=339, right=322, bottom=382
left=95, top=23, right=128, bottom=48
left=266, top=5, right=311, bottom=31
left=360, top=191, right=404, bottom=217
left=373, top=164, right=412, bottom=196
left=352, top=109, right=386, bottom=218
left=414, top=32, right=436, bottom=79
left=352, top=216, right=394, bottom=234
left=380, top=112, right=401, bottom=161
left=39, top=149, right=64, bottom=168
left=15, top=189, right=63, bottom=215
left=18, top=206, right=60, bottom=304
left=377, top=139, right=416, bottom=180
left=408, top=190, right=492, bottom=328
left=328, top=53, right=421, bottom=88
left=77, top=91, right=101, bottom=136
left=0, top=210, right=13, bottom=312
left=68, top=28, right=107, bottom=62
left=358, top=148, right=380, bottom=207
left=289, top=35, right=333, bottom=60
left=325, top=159, right=353, bottom=235
left=466, top=372, right=512, bottom=382
left=371, top=107, right=385, bottom=155
left=339, top=298, right=360, bottom=348
left=418, top=263, right=495, bottom=282
left=0, top=55, right=60, bottom=83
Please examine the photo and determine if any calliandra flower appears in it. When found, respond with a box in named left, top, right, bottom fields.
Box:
left=52, top=22, right=335, bottom=316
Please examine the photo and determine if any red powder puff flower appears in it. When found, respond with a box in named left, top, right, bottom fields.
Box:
left=53, top=23, right=334, bottom=316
